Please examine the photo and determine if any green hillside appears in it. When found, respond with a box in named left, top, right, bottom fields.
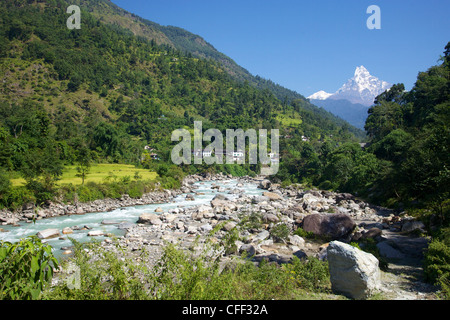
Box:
left=70, top=0, right=364, bottom=137
left=0, top=0, right=362, bottom=208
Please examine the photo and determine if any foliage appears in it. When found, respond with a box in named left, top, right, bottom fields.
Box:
left=58, top=178, right=157, bottom=203
left=42, top=238, right=151, bottom=300
left=294, top=227, right=317, bottom=240
left=43, top=237, right=331, bottom=300
left=0, top=236, right=59, bottom=300
left=424, top=239, right=450, bottom=299
left=270, top=223, right=291, bottom=243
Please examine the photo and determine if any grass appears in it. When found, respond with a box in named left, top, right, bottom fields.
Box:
left=275, top=113, right=303, bottom=127
left=11, top=163, right=158, bottom=187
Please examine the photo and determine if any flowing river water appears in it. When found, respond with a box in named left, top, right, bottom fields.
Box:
left=0, top=179, right=263, bottom=257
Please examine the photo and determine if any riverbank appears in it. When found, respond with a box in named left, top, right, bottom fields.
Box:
left=2, top=173, right=440, bottom=299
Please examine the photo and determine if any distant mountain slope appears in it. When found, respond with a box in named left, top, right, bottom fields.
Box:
left=70, top=0, right=363, bottom=136
left=0, top=0, right=364, bottom=153
left=308, top=99, right=369, bottom=130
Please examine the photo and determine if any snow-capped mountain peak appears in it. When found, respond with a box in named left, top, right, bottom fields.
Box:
left=354, top=65, right=370, bottom=78
left=307, top=90, right=333, bottom=100
left=308, top=66, right=392, bottom=106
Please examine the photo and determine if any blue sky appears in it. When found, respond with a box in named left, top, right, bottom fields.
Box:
left=112, top=0, right=450, bottom=97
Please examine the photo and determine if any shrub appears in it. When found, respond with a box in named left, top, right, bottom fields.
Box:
left=43, top=239, right=151, bottom=300
left=3, top=186, right=36, bottom=210
left=424, top=239, right=450, bottom=299
left=270, top=223, right=290, bottom=243
left=294, top=227, right=315, bottom=239
left=0, top=236, right=59, bottom=300
left=283, top=256, right=330, bottom=292
left=44, top=236, right=332, bottom=300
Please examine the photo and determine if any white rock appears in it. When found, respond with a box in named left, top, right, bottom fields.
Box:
left=288, top=235, right=305, bottom=247
left=327, top=241, right=381, bottom=299
left=88, top=230, right=105, bottom=237
left=37, top=229, right=60, bottom=239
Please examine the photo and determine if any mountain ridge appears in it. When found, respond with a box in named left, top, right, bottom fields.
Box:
left=69, top=0, right=363, bottom=136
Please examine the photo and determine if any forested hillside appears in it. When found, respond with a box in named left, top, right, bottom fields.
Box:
left=0, top=0, right=361, bottom=208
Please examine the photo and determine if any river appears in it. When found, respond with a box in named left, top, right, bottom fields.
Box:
left=0, top=179, right=263, bottom=255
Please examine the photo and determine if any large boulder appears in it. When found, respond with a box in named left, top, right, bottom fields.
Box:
left=327, top=241, right=381, bottom=300
left=302, top=213, right=356, bottom=240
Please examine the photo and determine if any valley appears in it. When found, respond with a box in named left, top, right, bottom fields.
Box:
left=0, top=0, right=448, bottom=302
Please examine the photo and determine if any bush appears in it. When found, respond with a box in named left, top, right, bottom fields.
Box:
left=0, top=236, right=59, bottom=300
left=2, top=186, right=36, bottom=210
left=43, top=239, right=151, bottom=300
left=283, top=256, right=330, bottom=291
left=294, top=227, right=315, bottom=239
left=44, top=236, right=332, bottom=300
left=424, top=239, right=450, bottom=299
left=270, top=223, right=290, bottom=243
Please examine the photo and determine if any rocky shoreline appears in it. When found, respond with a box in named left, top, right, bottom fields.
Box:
left=0, top=186, right=186, bottom=227
left=1, top=173, right=439, bottom=299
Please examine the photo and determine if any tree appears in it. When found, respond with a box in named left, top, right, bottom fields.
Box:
left=75, top=146, right=91, bottom=185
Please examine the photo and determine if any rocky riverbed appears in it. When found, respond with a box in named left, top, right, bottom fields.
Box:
left=1, top=173, right=440, bottom=299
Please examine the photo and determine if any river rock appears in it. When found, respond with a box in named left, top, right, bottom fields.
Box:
left=239, top=244, right=256, bottom=257
left=327, top=241, right=381, bottom=300
left=401, top=220, right=426, bottom=233
left=302, top=213, right=356, bottom=240
left=137, top=213, right=160, bottom=224
left=101, top=220, right=121, bottom=225
left=259, top=180, right=271, bottom=189
left=200, top=224, right=213, bottom=233
left=263, top=192, right=283, bottom=201
left=222, top=221, right=237, bottom=232
left=288, top=235, right=305, bottom=247
left=376, top=241, right=406, bottom=259
left=88, top=230, right=105, bottom=237
left=187, top=225, right=198, bottom=234
left=252, top=196, right=270, bottom=204
left=62, top=227, right=73, bottom=235
left=185, top=194, right=195, bottom=201
left=212, top=194, right=228, bottom=201
left=263, top=213, right=280, bottom=223
left=37, top=229, right=60, bottom=239
left=253, top=230, right=270, bottom=242
left=361, top=227, right=382, bottom=240
left=149, top=218, right=163, bottom=226
left=117, top=222, right=135, bottom=230
left=211, top=199, right=236, bottom=212
left=154, top=207, right=164, bottom=213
